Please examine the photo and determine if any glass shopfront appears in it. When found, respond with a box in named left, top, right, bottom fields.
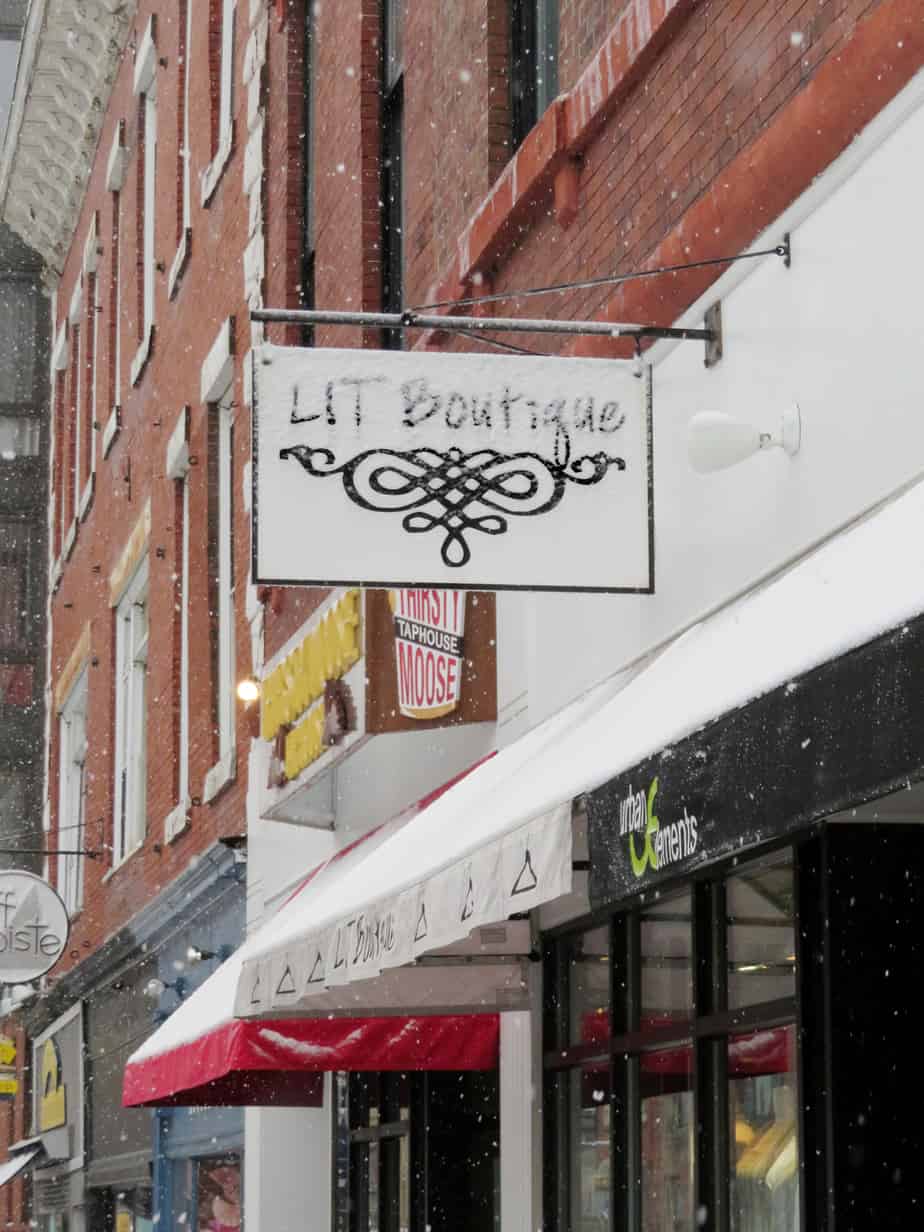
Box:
left=333, top=1071, right=499, bottom=1232
left=544, top=848, right=800, bottom=1232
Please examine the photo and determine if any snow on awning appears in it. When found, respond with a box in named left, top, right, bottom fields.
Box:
left=233, top=475, right=924, bottom=1020
left=0, top=1144, right=44, bottom=1190
left=123, top=768, right=502, bottom=1108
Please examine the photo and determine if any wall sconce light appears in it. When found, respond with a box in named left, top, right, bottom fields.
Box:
left=236, top=678, right=260, bottom=704
left=688, top=405, right=801, bottom=474
left=186, top=943, right=233, bottom=965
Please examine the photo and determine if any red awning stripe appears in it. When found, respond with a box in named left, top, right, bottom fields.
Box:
left=122, top=1014, right=499, bottom=1108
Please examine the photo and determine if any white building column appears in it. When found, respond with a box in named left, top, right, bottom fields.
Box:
left=245, top=1088, right=332, bottom=1232
left=500, top=984, right=543, bottom=1232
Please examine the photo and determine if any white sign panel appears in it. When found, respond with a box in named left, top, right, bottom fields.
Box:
left=0, top=871, right=70, bottom=983
left=253, top=345, right=653, bottom=593
left=391, top=588, right=466, bottom=719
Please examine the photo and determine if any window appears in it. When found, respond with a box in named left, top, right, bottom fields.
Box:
left=108, top=166, right=123, bottom=430
left=131, top=18, right=158, bottom=385
left=113, top=560, right=148, bottom=863
left=174, top=1154, right=241, bottom=1230
left=204, top=392, right=235, bottom=799
left=0, top=417, right=40, bottom=461
left=0, top=279, right=40, bottom=405
left=335, top=1071, right=499, bottom=1232
left=545, top=849, right=800, bottom=1232
left=57, top=670, right=88, bottom=915
left=0, top=519, right=37, bottom=655
left=202, top=0, right=235, bottom=203
left=511, top=0, right=558, bottom=148
left=169, top=0, right=192, bottom=296
left=300, top=0, right=316, bottom=341
left=381, top=0, right=404, bottom=346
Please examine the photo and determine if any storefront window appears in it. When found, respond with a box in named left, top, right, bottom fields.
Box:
left=337, top=1071, right=498, bottom=1232
left=641, top=890, right=693, bottom=1023
left=569, top=1065, right=611, bottom=1232
left=568, top=925, right=609, bottom=1044
left=174, top=1154, right=242, bottom=1232
left=729, top=1026, right=800, bottom=1231
left=545, top=846, right=802, bottom=1232
left=640, top=1058, right=694, bottom=1232
left=727, top=852, right=796, bottom=1010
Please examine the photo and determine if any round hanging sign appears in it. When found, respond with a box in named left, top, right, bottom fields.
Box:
left=0, top=871, right=70, bottom=983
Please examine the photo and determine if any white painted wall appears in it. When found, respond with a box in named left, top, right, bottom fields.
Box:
left=245, top=1098, right=331, bottom=1232
left=520, top=68, right=924, bottom=727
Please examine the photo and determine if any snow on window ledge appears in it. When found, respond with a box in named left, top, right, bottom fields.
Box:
left=130, top=324, right=155, bottom=388
left=63, top=519, right=77, bottom=561
left=201, top=126, right=234, bottom=207
left=168, top=227, right=192, bottom=300
left=78, top=474, right=95, bottom=522
left=203, top=747, right=236, bottom=804
left=102, top=405, right=121, bottom=458
left=164, top=797, right=192, bottom=844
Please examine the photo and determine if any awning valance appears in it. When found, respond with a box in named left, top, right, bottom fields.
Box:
left=122, top=931, right=499, bottom=1108
left=232, top=476, right=924, bottom=1018
left=123, top=769, right=504, bottom=1109
left=0, top=1144, right=44, bottom=1190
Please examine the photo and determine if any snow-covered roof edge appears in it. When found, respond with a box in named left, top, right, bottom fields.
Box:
left=0, top=0, right=135, bottom=281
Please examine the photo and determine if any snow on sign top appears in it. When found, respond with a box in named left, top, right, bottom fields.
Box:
left=252, top=345, right=653, bottom=593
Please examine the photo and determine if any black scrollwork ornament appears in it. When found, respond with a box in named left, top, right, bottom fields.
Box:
left=280, top=444, right=625, bottom=568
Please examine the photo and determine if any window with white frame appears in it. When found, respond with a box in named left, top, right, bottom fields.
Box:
left=132, top=17, right=158, bottom=385
left=169, top=0, right=193, bottom=296
left=202, top=0, right=235, bottom=203
left=215, top=396, right=235, bottom=768
left=140, top=84, right=157, bottom=348
left=58, top=670, right=88, bottom=915
left=113, top=560, right=148, bottom=862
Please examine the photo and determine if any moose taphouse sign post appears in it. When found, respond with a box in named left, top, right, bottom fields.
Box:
left=252, top=346, right=653, bottom=594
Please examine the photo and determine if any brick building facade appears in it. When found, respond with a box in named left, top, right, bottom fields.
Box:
left=0, top=0, right=921, bottom=1229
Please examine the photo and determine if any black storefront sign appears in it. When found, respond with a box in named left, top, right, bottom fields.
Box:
left=587, top=608, right=924, bottom=907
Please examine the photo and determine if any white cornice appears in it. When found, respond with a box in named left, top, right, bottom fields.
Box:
left=0, top=0, right=135, bottom=282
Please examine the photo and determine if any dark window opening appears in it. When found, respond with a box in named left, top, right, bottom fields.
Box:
left=335, top=1070, right=499, bottom=1232
left=511, top=0, right=558, bottom=150
left=381, top=0, right=404, bottom=347
left=544, top=848, right=800, bottom=1232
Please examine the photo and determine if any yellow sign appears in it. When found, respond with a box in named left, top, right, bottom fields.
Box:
left=261, top=591, right=361, bottom=780
left=38, top=1038, right=67, bottom=1131
left=0, top=1035, right=15, bottom=1066
left=116, top=1212, right=132, bottom=1232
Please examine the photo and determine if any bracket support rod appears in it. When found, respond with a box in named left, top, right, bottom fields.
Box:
left=251, top=307, right=714, bottom=343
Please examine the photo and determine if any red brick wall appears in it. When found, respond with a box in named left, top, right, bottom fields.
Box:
left=0, top=1019, right=31, bottom=1232
left=46, top=0, right=254, bottom=972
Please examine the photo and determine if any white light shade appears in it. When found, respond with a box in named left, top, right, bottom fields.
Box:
left=688, top=406, right=801, bottom=474
left=236, top=678, right=260, bottom=703
left=687, top=412, right=764, bottom=473
left=144, top=977, right=166, bottom=999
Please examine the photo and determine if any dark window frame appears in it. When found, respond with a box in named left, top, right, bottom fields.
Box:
left=544, top=840, right=804, bottom=1232
left=380, top=0, right=404, bottom=346
left=511, top=0, right=559, bottom=150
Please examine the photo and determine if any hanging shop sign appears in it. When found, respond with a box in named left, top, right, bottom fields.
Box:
left=260, top=589, right=362, bottom=786
left=0, top=1033, right=17, bottom=1099
left=32, top=1004, right=83, bottom=1165
left=260, top=590, right=498, bottom=820
left=0, top=871, right=69, bottom=983
left=390, top=589, right=466, bottom=720
left=252, top=345, right=653, bottom=593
